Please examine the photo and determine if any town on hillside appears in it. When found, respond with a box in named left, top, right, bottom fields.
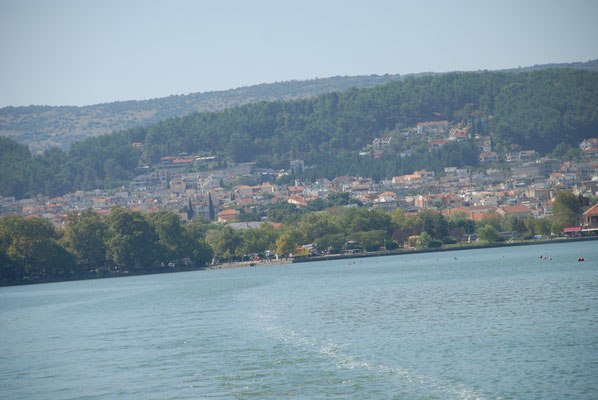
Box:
left=2, top=123, right=598, bottom=241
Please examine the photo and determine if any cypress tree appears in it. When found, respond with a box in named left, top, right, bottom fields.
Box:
left=187, top=198, right=195, bottom=220
left=208, top=192, right=215, bottom=221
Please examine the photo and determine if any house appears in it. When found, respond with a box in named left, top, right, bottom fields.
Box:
left=525, top=188, right=550, bottom=201
left=286, top=195, right=308, bottom=207
left=172, top=158, right=194, bottom=168
left=373, top=137, right=392, bottom=151
left=392, top=173, right=422, bottom=184
left=479, top=152, right=498, bottom=163
left=582, top=203, right=598, bottom=228
left=581, top=148, right=598, bottom=159
left=376, top=191, right=397, bottom=203
left=449, top=130, right=468, bottom=141
left=497, top=205, right=533, bottom=218
left=169, top=179, right=186, bottom=192
left=415, top=195, right=435, bottom=208
left=506, top=150, right=537, bottom=163
left=579, top=138, right=598, bottom=150
left=440, top=193, right=463, bottom=208
left=477, top=138, right=492, bottom=153
left=288, top=186, right=306, bottom=196
left=217, top=209, right=240, bottom=223
left=235, top=185, right=263, bottom=198
left=429, top=139, right=449, bottom=149
left=416, top=120, right=449, bottom=135
left=415, top=170, right=435, bottom=180
left=260, top=184, right=276, bottom=194
left=442, top=206, right=498, bottom=221
left=228, top=221, right=262, bottom=230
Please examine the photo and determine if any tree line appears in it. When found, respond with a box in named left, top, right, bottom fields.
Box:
left=0, top=190, right=587, bottom=284
left=0, top=208, right=212, bottom=283
left=2, top=69, right=598, bottom=200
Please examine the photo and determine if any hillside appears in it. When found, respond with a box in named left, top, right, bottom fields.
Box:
left=1, top=59, right=597, bottom=153
left=2, top=68, right=597, bottom=200
left=0, top=75, right=410, bottom=153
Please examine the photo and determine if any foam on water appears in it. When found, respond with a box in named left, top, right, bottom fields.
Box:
left=249, top=303, right=488, bottom=400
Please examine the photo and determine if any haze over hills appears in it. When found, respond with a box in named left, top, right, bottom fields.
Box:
left=1, top=59, right=597, bottom=153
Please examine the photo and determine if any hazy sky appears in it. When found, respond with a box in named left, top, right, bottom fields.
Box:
left=1, top=0, right=597, bottom=107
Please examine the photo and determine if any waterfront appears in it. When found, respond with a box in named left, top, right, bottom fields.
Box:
left=1, top=240, right=597, bottom=399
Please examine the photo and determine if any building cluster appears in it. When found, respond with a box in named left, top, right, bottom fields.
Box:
left=2, top=134, right=598, bottom=233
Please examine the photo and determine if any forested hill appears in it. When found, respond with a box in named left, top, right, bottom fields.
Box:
left=2, top=68, right=598, bottom=199
left=1, top=59, right=597, bottom=154
left=0, top=74, right=410, bottom=153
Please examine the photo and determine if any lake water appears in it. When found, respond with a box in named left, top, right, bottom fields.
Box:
left=1, top=240, right=597, bottom=399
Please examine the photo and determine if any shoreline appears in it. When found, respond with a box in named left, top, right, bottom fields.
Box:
left=1, top=236, right=596, bottom=287
left=292, top=236, right=598, bottom=264
left=201, top=259, right=292, bottom=270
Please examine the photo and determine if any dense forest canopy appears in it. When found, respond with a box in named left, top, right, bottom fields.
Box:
left=1, top=69, right=598, bottom=199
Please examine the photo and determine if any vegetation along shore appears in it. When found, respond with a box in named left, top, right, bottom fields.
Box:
left=1, top=188, right=595, bottom=287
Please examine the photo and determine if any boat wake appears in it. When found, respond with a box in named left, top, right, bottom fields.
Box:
left=249, top=308, right=487, bottom=400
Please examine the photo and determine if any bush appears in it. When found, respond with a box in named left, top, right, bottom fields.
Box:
left=428, top=240, right=443, bottom=248
left=442, top=237, right=457, bottom=244
left=477, top=224, right=500, bottom=243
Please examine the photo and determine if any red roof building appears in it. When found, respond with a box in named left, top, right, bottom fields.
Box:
left=582, top=203, right=598, bottom=228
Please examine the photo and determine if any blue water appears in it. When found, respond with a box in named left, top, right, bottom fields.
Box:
left=1, top=240, right=597, bottom=399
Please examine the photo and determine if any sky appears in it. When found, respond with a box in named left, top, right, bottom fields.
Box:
left=1, top=0, right=597, bottom=108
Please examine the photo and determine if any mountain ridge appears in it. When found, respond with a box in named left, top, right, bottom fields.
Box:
left=1, top=59, right=597, bottom=153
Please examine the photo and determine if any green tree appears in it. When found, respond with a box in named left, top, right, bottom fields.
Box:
left=551, top=190, right=580, bottom=232
left=341, top=208, right=392, bottom=234
left=416, top=231, right=432, bottom=248
left=502, top=215, right=526, bottom=234
left=390, top=208, right=419, bottom=244
left=446, top=211, right=476, bottom=238
left=477, top=224, right=500, bottom=243
left=0, top=214, right=76, bottom=280
left=416, top=209, right=448, bottom=239
left=208, top=192, right=215, bottom=221
left=63, top=209, right=108, bottom=268
left=314, top=233, right=346, bottom=253
left=241, top=223, right=280, bottom=254
left=149, top=210, right=185, bottom=259
left=276, top=233, right=296, bottom=257
left=180, top=232, right=213, bottom=267
left=106, top=207, right=159, bottom=269
left=479, top=211, right=503, bottom=232
left=0, top=247, right=19, bottom=282
left=348, top=230, right=388, bottom=251
left=207, top=226, right=242, bottom=260
left=187, top=199, right=195, bottom=220
left=298, top=212, right=341, bottom=243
